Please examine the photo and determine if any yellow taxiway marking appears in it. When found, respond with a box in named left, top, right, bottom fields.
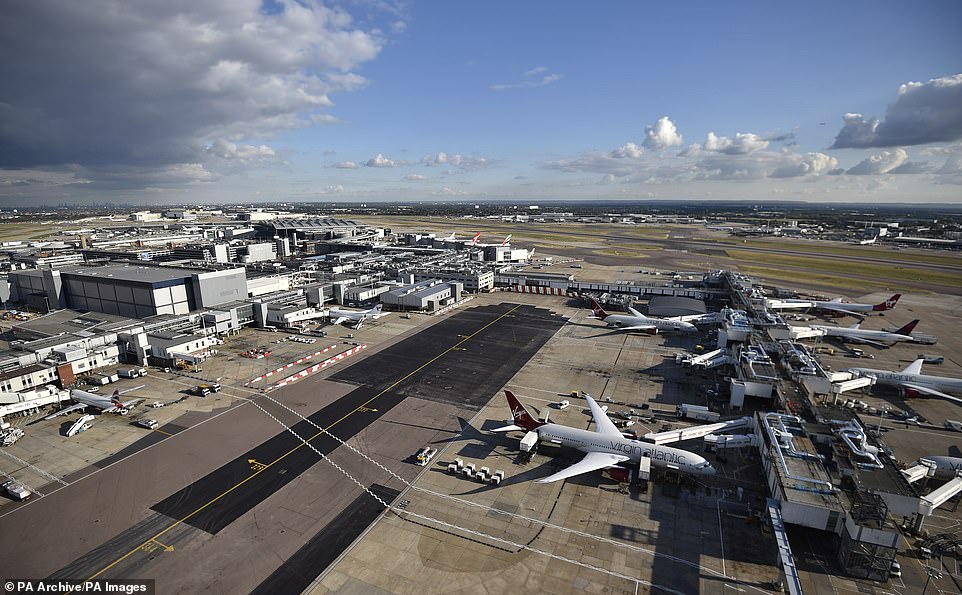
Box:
left=151, top=428, right=173, bottom=437
left=84, top=304, right=522, bottom=581
left=248, top=458, right=268, bottom=472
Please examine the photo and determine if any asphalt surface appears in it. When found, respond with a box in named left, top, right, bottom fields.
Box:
left=0, top=301, right=569, bottom=593
left=151, top=302, right=566, bottom=534
left=250, top=484, right=400, bottom=595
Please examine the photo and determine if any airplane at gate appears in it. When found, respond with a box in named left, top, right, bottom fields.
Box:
left=847, top=359, right=962, bottom=406
left=493, top=391, right=715, bottom=483
left=328, top=304, right=389, bottom=329
left=45, top=389, right=139, bottom=419
left=588, top=299, right=697, bottom=334
left=808, top=319, right=920, bottom=348
left=768, top=294, right=901, bottom=317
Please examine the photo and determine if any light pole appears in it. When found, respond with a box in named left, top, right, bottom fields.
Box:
left=922, top=566, right=943, bottom=595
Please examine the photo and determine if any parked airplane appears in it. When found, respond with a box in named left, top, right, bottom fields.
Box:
left=589, top=299, right=697, bottom=334
left=493, top=391, right=715, bottom=483
left=45, top=388, right=138, bottom=419
left=470, top=232, right=481, bottom=245
left=500, top=234, right=512, bottom=246
left=328, top=304, right=389, bottom=329
left=848, top=359, right=962, bottom=406
left=920, top=456, right=962, bottom=480
left=809, top=319, right=920, bottom=348
left=769, top=294, right=901, bottom=317
left=66, top=414, right=95, bottom=437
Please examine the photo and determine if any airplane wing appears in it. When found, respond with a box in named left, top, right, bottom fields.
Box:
left=902, top=359, right=924, bottom=375
left=331, top=316, right=349, bottom=326
left=535, top=451, right=630, bottom=483
left=627, top=306, right=644, bottom=317
left=846, top=337, right=889, bottom=349
left=44, top=403, right=86, bottom=420
left=901, top=383, right=962, bottom=406
left=607, top=324, right=657, bottom=333
left=819, top=304, right=861, bottom=317
left=585, top=395, right=622, bottom=436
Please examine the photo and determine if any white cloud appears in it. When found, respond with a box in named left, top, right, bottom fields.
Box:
left=846, top=148, right=908, bottom=175
left=642, top=116, right=683, bottom=149
left=889, top=161, right=930, bottom=174
left=831, top=74, right=962, bottom=148
left=364, top=153, right=397, bottom=168
left=545, top=140, right=839, bottom=182
left=611, top=143, right=643, bottom=159
left=703, top=132, right=769, bottom=155
left=431, top=186, right=467, bottom=196
left=404, top=173, right=427, bottom=181
left=206, top=139, right=275, bottom=160
left=491, top=67, right=562, bottom=91
left=421, top=151, right=489, bottom=169
left=770, top=152, right=839, bottom=178
left=334, top=161, right=359, bottom=169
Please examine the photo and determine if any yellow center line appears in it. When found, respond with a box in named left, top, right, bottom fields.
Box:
left=151, top=428, right=174, bottom=437
left=84, top=303, right=521, bottom=581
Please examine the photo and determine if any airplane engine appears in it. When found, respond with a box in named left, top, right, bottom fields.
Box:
left=902, top=387, right=921, bottom=399
left=602, top=466, right=632, bottom=483
left=644, top=328, right=659, bottom=336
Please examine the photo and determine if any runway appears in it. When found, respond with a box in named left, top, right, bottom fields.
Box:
left=0, top=302, right=567, bottom=594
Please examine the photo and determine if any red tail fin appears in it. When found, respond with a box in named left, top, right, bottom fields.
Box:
left=874, top=294, right=901, bottom=311
left=589, top=298, right=609, bottom=320
left=111, top=390, right=122, bottom=407
left=504, top=391, right=543, bottom=431
left=895, top=319, right=919, bottom=335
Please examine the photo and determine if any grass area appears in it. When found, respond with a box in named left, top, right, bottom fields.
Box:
left=717, top=237, right=962, bottom=267
left=727, top=249, right=962, bottom=289
left=0, top=222, right=56, bottom=241
left=736, top=266, right=899, bottom=294
left=593, top=247, right=658, bottom=257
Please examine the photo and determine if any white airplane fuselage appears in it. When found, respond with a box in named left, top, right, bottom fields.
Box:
left=601, top=314, right=697, bottom=333
left=924, top=456, right=962, bottom=480
left=537, top=423, right=714, bottom=475
left=812, top=326, right=912, bottom=343
left=851, top=369, right=962, bottom=396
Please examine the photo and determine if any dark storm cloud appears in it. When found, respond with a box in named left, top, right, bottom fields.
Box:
left=0, top=1, right=382, bottom=172
left=830, top=74, right=962, bottom=149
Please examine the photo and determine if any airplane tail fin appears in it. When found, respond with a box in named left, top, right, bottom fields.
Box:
left=589, top=298, right=609, bottom=320
left=504, top=391, right=543, bottom=431
left=111, top=390, right=123, bottom=407
left=470, top=232, right=481, bottom=245
left=895, top=319, right=919, bottom=335
left=874, top=294, right=901, bottom=311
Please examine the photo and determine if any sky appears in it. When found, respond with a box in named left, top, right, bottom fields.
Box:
left=1, top=0, right=961, bottom=206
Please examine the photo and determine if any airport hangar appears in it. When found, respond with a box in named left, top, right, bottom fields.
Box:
left=8, top=263, right=248, bottom=317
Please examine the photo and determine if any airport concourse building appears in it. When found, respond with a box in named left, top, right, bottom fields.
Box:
left=381, top=280, right=463, bottom=311
left=9, top=263, right=248, bottom=317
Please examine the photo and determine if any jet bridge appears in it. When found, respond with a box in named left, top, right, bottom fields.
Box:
left=918, top=473, right=962, bottom=517
left=678, top=347, right=735, bottom=370
left=900, top=458, right=937, bottom=483
left=767, top=498, right=804, bottom=595
left=644, top=416, right=752, bottom=445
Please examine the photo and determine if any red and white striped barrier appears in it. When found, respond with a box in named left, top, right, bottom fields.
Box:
left=245, top=345, right=338, bottom=386
left=265, top=344, right=368, bottom=391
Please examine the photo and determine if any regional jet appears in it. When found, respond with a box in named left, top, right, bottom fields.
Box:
left=493, top=391, right=715, bottom=483
left=45, top=388, right=140, bottom=419
left=328, top=304, right=389, bottom=329
left=588, top=299, right=697, bottom=334
left=809, top=319, right=920, bottom=348
left=848, top=359, right=962, bottom=406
